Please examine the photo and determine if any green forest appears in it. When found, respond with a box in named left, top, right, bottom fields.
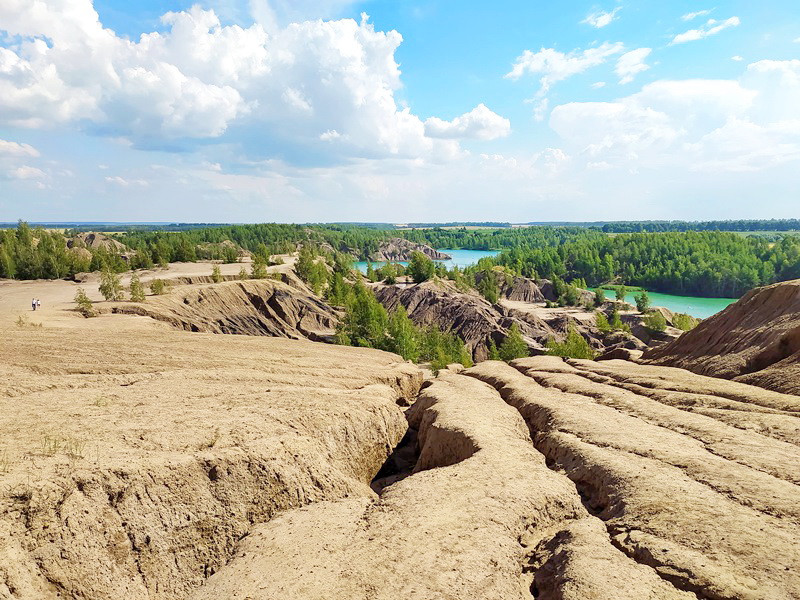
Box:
left=3, top=221, right=800, bottom=298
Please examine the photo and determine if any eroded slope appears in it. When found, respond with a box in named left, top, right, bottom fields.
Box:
left=0, top=326, right=421, bottom=600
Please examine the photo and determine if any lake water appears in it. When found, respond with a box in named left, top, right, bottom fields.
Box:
left=354, top=248, right=736, bottom=319
left=354, top=248, right=499, bottom=273
left=590, top=288, right=737, bottom=319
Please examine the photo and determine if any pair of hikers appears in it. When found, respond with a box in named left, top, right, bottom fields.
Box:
left=31, top=298, right=41, bottom=311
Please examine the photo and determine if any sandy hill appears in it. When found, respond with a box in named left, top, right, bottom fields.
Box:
left=369, top=238, right=450, bottom=262
left=1, top=266, right=799, bottom=599
left=644, top=279, right=800, bottom=394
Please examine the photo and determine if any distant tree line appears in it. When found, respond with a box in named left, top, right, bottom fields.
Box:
left=597, top=219, right=800, bottom=233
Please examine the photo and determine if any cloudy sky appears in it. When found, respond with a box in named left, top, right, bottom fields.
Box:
left=1, top=0, right=799, bottom=222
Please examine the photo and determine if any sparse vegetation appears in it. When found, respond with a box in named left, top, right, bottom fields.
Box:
left=74, top=287, right=97, bottom=317
left=211, top=264, right=223, bottom=283
left=498, top=323, right=529, bottom=362
left=635, top=290, right=651, bottom=313
left=673, top=313, right=699, bottom=331
left=595, top=311, right=611, bottom=332
left=407, top=251, right=435, bottom=283
left=546, top=326, right=596, bottom=360
left=250, top=256, right=268, bottom=279
left=644, top=310, right=668, bottom=332
left=149, top=278, right=168, bottom=295
left=99, top=267, right=124, bottom=301
left=129, top=272, right=145, bottom=302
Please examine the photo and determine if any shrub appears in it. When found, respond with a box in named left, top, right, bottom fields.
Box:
left=499, top=323, right=529, bottom=362
left=595, top=311, right=611, bottom=332
left=149, top=278, right=168, bottom=295
left=644, top=310, right=667, bottom=332
left=487, top=338, right=501, bottom=360
left=673, top=313, right=699, bottom=331
left=615, top=284, right=628, bottom=302
left=594, top=289, right=606, bottom=307
left=546, top=327, right=596, bottom=359
left=74, top=287, right=97, bottom=317
left=250, top=257, right=267, bottom=279
left=211, top=264, right=223, bottom=283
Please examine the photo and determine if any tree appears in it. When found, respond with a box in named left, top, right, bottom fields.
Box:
left=615, top=285, right=628, bottom=302
left=74, top=287, right=96, bottom=317
left=487, top=338, right=501, bottom=361
left=239, top=266, right=248, bottom=280
left=478, top=270, right=499, bottom=304
left=595, top=311, right=611, bottom=332
left=211, top=264, right=223, bottom=283
left=499, top=323, right=529, bottom=362
left=610, top=306, right=624, bottom=330
left=366, top=261, right=377, bottom=282
left=129, top=272, right=145, bottom=302
left=388, top=306, right=419, bottom=362
left=594, top=289, right=606, bottom=307
left=407, top=251, right=434, bottom=283
left=635, top=290, right=651, bottom=313
left=99, top=267, right=123, bottom=301
left=250, top=257, right=267, bottom=279
left=546, top=327, right=596, bottom=359
left=673, top=313, right=698, bottom=331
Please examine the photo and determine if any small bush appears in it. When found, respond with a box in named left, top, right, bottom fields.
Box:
left=673, top=313, right=699, bottom=331
left=635, top=290, right=651, bottom=313
left=149, top=278, right=168, bottom=295
left=99, top=267, right=124, bottom=301
left=595, top=311, right=611, bottom=332
left=644, top=310, right=667, bottom=332
left=546, top=327, right=596, bottom=360
left=211, top=264, right=223, bottom=283
left=74, top=287, right=97, bottom=317
left=499, top=323, right=529, bottom=362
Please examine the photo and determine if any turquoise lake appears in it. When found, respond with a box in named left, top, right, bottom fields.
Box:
left=354, top=248, right=499, bottom=273
left=355, top=248, right=737, bottom=319
left=590, top=289, right=737, bottom=319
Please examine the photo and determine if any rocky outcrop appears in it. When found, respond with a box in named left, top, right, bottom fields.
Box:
left=369, top=238, right=451, bottom=262
left=112, top=279, right=339, bottom=340
left=374, top=281, right=553, bottom=360
left=67, top=232, right=128, bottom=253
left=643, top=279, right=800, bottom=395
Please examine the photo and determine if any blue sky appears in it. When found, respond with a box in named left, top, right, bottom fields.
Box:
left=1, top=0, right=799, bottom=222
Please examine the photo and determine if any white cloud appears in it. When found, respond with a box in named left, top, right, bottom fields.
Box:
left=506, top=42, right=625, bottom=91
left=681, top=10, right=712, bottom=21
left=671, top=16, right=741, bottom=45
left=424, top=104, right=511, bottom=140
left=591, top=81, right=606, bottom=89
left=0, top=3, right=479, bottom=164
left=8, top=165, right=46, bottom=180
left=105, top=176, right=149, bottom=186
left=582, top=8, right=621, bottom=28
left=0, top=139, right=39, bottom=157
left=549, top=60, right=800, bottom=174
left=615, top=48, right=651, bottom=84
left=732, top=55, right=744, bottom=61
left=794, top=37, right=800, bottom=43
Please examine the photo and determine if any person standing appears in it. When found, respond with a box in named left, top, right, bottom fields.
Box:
left=36, top=298, right=41, bottom=311
left=32, top=298, right=36, bottom=311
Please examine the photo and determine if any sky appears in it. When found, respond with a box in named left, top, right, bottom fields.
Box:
left=1, top=0, right=799, bottom=223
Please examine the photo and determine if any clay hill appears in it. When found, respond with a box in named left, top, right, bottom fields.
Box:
left=113, top=278, right=338, bottom=340
left=644, top=279, right=800, bottom=395
left=369, top=238, right=451, bottom=262
left=374, top=278, right=648, bottom=361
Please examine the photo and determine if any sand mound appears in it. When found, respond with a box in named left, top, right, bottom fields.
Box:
left=112, top=279, right=339, bottom=339
left=643, top=279, right=800, bottom=394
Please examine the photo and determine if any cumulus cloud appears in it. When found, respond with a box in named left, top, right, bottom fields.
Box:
left=549, top=60, right=800, bottom=173
left=506, top=42, right=625, bottom=90
left=581, top=8, right=621, bottom=28
left=424, top=104, right=511, bottom=140
left=0, top=2, right=481, bottom=164
left=0, top=139, right=39, bottom=157
left=591, top=81, right=606, bottom=89
left=615, top=48, right=651, bottom=84
left=732, top=55, right=744, bottom=61
left=681, top=10, right=712, bottom=21
left=671, top=17, right=741, bottom=45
